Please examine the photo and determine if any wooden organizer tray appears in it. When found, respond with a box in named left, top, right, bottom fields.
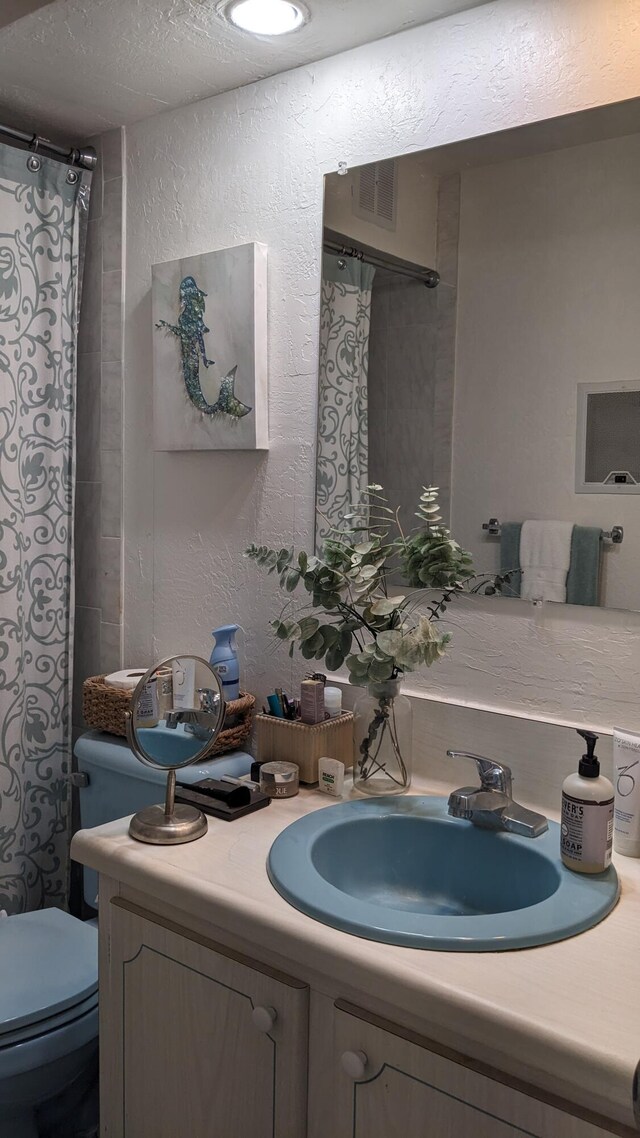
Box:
left=255, top=712, right=354, bottom=784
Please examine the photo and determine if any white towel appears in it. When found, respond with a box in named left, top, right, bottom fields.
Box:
left=520, top=521, right=574, bottom=603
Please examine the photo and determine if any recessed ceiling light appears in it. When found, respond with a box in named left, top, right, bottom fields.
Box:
left=224, top=0, right=308, bottom=36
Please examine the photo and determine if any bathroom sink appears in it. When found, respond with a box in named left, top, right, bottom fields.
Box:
left=267, top=796, right=620, bottom=951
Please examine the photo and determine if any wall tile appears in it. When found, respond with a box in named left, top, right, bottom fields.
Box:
left=369, top=276, right=389, bottom=331
left=99, top=536, right=122, bottom=624
left=100, top=621, right=122, bottom=674
left=101, top=128, right=123, bottom=182
left=102, top=271, right=123, bottom=363
left=367, top=412, right=387, bottom=487
left=101, top=360, right=122, bottom=450
left=72, top=606, right=101, bottom=727
left=102, top=177, right=123, bottom=274
left=75, top=352, right=101, bottom=482
left=77, top=219, right=102, bottom=355
left=437, top=173, right=461, bottom=288
left=101, top=449, right=122, bottom=538
left=87, top=135, right=103, bottom=222
left=75, top=129, right=124, bottom=711
left=433, top=284, right=457, bottom=525
left=387, top=278, right=435, bottom=328
left=74, top=482, right=101, bottom=609
left=385, top=322, right=435, bottom=410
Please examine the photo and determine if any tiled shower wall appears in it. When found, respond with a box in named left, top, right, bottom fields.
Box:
left=73, top=128, right=125, bottom=738
left=367, top=173, right=460, bottom=528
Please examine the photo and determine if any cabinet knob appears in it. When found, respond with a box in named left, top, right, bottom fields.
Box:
left=340, top=1050, right=368, bottom=1080
left=252, top=1005, right=277, bottom=1033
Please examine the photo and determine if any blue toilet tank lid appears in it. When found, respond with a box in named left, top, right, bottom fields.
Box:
left=74, top=729, right=252, bottom=784
left=0, top=909, right=98, bottom=1038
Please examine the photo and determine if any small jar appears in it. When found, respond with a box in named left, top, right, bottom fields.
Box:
left=259, top=761, right=299, bottom=798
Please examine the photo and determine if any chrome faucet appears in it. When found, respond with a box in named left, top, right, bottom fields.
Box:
left=446, top=751, right=548, bottom=838
left=165, top=688, right=222, bottom=737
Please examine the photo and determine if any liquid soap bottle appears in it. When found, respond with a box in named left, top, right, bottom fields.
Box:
left=561, top=730, right=614, bottom=874
left=210, top=625, right=240, bottom=701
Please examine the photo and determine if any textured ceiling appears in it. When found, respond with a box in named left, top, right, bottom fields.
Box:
left=0, top=0, right=493, bottom=141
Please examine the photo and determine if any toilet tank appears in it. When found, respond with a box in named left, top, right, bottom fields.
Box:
left=74, top=731, right=252, bottom=907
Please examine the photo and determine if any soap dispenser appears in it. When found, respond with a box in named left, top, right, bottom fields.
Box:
left=561, top=730, right=614, bottom=874
left=210, top=625, right=240, bottom=701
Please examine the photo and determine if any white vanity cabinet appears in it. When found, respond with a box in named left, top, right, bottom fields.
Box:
left=98, top=894, right=633, bottom=1138
left=325, top=1002, right=616, bottom=1138
left=102, top=900, right=309, bottom=1138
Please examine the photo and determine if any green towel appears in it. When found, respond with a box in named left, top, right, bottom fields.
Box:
left=566, top=526, right=601, bottom=606
left=499, top=522, right=601, bottom=605
left=499, top=522, right=522, bottom=597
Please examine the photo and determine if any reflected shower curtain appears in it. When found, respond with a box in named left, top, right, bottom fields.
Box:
left=0, top=144, right=90, bottom=912
left=315, top=253, right=375, bottom=548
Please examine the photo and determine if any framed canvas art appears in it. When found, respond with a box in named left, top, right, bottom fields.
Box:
left=152, top=242, right=268, bottom=450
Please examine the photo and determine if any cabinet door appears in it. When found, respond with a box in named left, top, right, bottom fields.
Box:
left=332, top=1003, right=616, bottom=1138
left=103, top=900, right=308, bottom=1138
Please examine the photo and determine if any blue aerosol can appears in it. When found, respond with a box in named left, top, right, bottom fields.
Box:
left=210, top=625, right=240, bottom=701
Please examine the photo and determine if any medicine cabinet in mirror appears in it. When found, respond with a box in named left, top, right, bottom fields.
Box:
left=315, top=100, right=640, bottom=612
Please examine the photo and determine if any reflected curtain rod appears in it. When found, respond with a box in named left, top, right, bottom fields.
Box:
left=323, top=237, right=440, bottom=289
left=0, top=121, right=97, bottom=170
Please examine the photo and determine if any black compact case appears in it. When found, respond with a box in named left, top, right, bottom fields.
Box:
left=175, top=777, right=271, bottom=821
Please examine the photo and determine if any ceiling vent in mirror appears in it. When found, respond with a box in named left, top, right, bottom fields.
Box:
left=354, top=160, right=397, bottom=230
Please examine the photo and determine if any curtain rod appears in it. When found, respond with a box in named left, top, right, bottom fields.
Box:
left=0, top=121, right=97, bottom=170
left=323, top=237, right=440, bottom=289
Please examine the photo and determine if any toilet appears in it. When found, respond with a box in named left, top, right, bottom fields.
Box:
left=0, top=732, right=250, bottom=1138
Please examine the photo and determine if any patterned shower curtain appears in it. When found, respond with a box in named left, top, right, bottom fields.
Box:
left=0, top=143, right=90, bottom=913
left=315, top=252, right=375, bottom=548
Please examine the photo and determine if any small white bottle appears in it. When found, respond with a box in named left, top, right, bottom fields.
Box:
left=561, top=730, right=614, bottom=874
left=324, top=686, right=342, bottom=718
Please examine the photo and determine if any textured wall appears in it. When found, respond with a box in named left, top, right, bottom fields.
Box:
left=123, top=0, right=640, bottom=735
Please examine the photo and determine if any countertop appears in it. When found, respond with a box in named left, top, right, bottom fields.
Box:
left=72, top=776, right=640, bottom=1131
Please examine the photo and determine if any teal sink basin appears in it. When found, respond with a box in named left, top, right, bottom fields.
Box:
left=267, top=796, right=620, bottom=951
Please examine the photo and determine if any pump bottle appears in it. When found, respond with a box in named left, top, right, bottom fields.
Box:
left=210, top=625, right=240, bottom=701
left=561, top=730, right=614, bottom=874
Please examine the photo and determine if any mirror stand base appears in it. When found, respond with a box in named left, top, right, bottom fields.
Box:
left=129, top=803, right=208, bottom=845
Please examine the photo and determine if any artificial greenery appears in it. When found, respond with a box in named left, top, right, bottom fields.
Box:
left=244, top=485, right=482, bottom=688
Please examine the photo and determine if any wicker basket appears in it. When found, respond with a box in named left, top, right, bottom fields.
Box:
left=255, top=711, right=354, bottom=784
left=82, top=675, right=255, bottom=756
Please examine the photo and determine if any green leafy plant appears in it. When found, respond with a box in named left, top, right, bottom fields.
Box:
left=244, top=485, right=480, bottom=687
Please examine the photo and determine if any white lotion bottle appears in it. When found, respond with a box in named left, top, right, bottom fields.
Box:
left=561, top=730, right=614, bottom=874
left=172, top=657, right=196, bottom=709
left=613, top=727, right=640, bottom=857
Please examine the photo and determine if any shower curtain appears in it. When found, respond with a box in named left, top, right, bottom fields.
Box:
left=0, top=142, right=90, bottom=913
left=315, top=252, right=375, bottom=548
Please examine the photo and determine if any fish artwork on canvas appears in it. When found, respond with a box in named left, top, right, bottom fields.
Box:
left=156, top=275, right=252, bottom=421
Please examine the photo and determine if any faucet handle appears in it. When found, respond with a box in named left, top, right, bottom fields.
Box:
left=446, top=750, right=512, bottom=795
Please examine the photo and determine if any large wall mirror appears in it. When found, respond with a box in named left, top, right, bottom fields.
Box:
left=315, top=101, right=640, bottom=613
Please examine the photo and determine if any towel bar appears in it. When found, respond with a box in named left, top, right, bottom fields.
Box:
left=481, top=519, right=623, bottom=545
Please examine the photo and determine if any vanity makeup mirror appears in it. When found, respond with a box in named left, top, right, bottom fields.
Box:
left=316, top=101, right=640, bottom=612
left=125, top=656, right=225, bottom=845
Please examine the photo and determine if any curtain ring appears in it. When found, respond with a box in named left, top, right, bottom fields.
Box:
left=26, top=134, right=42, bottom=173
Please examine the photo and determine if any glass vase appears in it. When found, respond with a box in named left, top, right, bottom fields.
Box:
left=353, top=679, right=412, bottom=796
